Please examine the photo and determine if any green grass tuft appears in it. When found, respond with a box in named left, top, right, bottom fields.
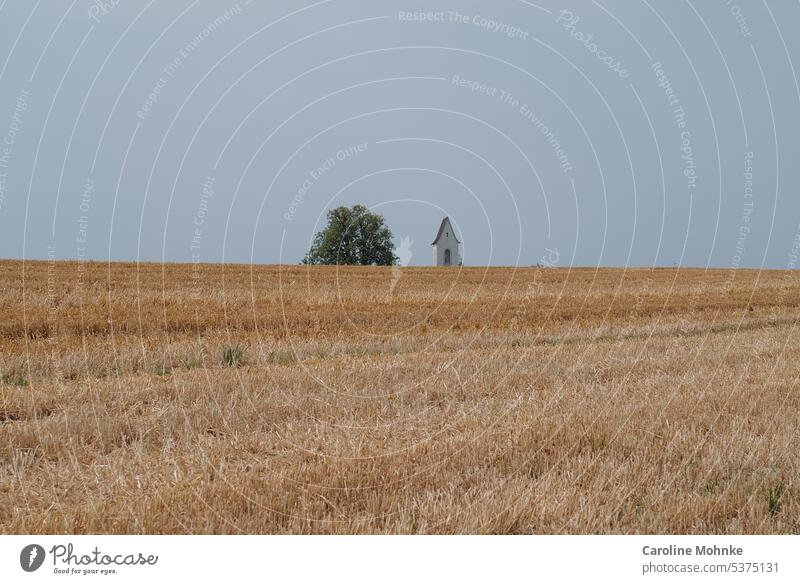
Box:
left=155, top=366, right=172, bottom=377
left=1, top=373, right=28, bottom=387
left=222, top=344, right=247, bottom=368
left=767, top=483, right=785, bottom=517
left=182, top=357, right=201, bottom=370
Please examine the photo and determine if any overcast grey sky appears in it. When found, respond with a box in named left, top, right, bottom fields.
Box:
left=0, top=0, right=798, bottom=268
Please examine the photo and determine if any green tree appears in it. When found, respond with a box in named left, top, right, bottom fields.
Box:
left=303, top=205, right=398, bottom=266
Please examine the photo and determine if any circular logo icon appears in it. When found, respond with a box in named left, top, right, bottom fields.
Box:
left=20, top=544, right=46, bottom=572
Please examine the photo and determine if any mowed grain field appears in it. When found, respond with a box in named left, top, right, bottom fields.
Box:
left=1, top=260, right=799, bottom=534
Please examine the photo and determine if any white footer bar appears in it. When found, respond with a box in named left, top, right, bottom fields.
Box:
left=1, top=536, right=797, bottom=583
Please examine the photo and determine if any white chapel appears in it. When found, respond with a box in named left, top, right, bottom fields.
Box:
left=431, top=217, right=461, bottom=266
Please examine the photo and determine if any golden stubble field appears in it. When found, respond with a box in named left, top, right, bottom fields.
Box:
left=1, top=260, right=799, bottom=534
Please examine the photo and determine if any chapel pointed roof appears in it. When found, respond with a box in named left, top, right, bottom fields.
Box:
left=431, top=217, right=460, bottom=245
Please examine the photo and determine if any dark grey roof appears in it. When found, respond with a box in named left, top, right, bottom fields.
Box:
left=431, top=217, right=460, bottom=245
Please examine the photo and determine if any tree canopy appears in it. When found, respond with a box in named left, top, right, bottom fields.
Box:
left=302, top=205, right=398, bottom=266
